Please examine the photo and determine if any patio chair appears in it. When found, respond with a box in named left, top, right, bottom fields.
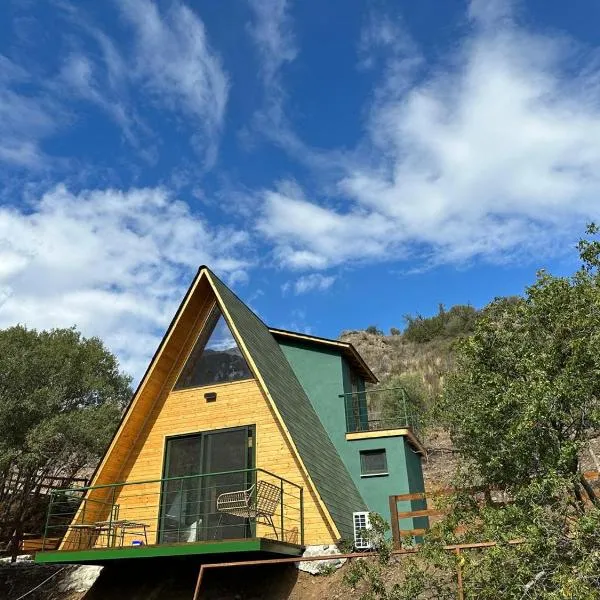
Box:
left=216, top=480, right=281, bottom=539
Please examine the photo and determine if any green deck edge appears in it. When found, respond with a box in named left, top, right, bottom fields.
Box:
left=34, top=538, right=303, bottom=564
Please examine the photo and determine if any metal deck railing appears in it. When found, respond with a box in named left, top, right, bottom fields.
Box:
left=341, top=387, right=421, bottom=437
left=42, top=468, right=303, bottom=552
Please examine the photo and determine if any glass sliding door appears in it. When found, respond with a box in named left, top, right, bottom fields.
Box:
left=159, top=426, right=253, bottom=544
left=201, top=427, right=253, bottom=540
left=159, top=435, right=203, bottom=543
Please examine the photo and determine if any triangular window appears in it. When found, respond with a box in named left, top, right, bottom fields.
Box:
left=174, top=305, right=253, bottom=390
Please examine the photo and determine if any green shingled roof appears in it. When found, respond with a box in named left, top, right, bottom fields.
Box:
left=208, top=268, right=367, bottom=539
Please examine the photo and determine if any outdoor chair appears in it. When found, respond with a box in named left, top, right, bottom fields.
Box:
left=216, top=480, right=281, bottom=539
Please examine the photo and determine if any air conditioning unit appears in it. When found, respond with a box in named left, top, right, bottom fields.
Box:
left=353, top=511, right=372, bottom=550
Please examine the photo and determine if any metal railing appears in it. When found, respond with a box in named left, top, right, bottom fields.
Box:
left=42, top=468, right=303, bottom=552
left=341, top=387, right=421, bottom=436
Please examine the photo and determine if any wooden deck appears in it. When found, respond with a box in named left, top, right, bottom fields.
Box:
left=34, top=537, right=304, bottom=565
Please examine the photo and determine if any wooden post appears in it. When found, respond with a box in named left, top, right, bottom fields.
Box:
left=389, top=495, right=401, bottom=549
left=455, top=547, right=464, bottom=600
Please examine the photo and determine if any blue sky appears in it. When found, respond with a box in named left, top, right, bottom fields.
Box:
left=1, top=0, right=599, bottom=379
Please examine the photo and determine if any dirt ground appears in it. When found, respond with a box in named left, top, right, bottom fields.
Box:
left=0, top=555, right=414, bottom=600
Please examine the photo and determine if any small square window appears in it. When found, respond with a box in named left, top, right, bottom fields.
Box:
left=360, top=449, right=388, bottom=476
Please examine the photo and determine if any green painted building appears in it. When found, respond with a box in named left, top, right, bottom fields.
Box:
left=271, top=329, right=428, bottom=541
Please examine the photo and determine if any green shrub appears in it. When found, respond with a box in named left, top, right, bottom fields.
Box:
left=403, top=304, right=478, bottom=343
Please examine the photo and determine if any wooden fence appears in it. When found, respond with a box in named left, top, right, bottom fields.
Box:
left=390, top=470, right=600, bottom=547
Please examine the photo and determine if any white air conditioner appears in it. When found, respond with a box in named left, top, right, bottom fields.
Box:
left=353, top=511, right=372, bottom=550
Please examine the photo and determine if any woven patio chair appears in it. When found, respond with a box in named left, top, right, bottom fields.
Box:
left=216, top=480, right=281, bottom=539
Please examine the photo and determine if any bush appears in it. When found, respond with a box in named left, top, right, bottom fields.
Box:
left=403, top=304, right=478, bottom=343
left=366, top=325, right=384, bottom=335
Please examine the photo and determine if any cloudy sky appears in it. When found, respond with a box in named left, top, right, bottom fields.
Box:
left=1, top=0, right=599, bottom=379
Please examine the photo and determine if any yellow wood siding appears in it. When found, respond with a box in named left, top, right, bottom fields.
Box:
left=61, top=378, right=337, bottom=548
left=112, top=379, right=336, bottom=545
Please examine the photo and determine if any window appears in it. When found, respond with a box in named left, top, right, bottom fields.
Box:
left=174, top=305, right=253, bottom=390
left=360, top=449, right=388, bottom=476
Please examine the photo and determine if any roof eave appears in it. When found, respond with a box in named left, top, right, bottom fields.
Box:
left=269, top=328, right=378, bottom=384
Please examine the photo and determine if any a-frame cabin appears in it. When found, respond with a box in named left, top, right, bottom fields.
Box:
left=36, top=267, right=426, bottom=564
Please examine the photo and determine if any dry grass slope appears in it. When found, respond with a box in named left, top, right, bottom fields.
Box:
left=340, top=330, right=455, bottom=397
left=340, top=329, right=460, bottom=488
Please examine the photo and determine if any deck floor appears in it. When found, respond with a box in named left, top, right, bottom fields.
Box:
left=34, top=537, right=303, bottom=564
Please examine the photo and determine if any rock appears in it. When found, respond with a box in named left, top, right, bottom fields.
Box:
left=58, top=565, right=103, bottom=593
left=297, top=544, right=346, bottom=575
left=0, top=555, right=33, bottom=563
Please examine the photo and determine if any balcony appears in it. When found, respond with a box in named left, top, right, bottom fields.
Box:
left=341, top=387, right=421, bottom=437
left=36, top=468, right=304, bottom=564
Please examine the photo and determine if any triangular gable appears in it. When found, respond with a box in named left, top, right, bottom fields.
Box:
left=74, top=267, right=366, bottom=544
left=207, top=269, right=367, bottom=540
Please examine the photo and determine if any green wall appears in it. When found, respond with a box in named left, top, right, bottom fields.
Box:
left=278, top=339, right=426, bottom=540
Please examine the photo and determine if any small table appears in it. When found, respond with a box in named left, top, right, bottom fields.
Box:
left=93, top=520, right=121, bottom=547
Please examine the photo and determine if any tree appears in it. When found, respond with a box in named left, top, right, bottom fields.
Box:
left=390, top=327, right=401, bottom=336
left=366, top=325, right=384, bottom=335
left=403, top=304, right=478, bottom=343
left=376, top=374, right=430, bottom=433
left=441, top=244, right=600, bottom=498
left=348, top=226, right=600, bottom=598
left=429, top=225, right=600, bottom=596
left=0, top=326, right=131, bottom=556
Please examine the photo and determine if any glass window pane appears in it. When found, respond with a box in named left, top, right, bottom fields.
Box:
left=174, top=305, right=253, bottom=389
left=360, top=449, right=388, bottom=475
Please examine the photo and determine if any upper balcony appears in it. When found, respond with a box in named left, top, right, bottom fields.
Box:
left=35, top=468, right=304, bottom=564
left=341, top=387, right=422, bottom=438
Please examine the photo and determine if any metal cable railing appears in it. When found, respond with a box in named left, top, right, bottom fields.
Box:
left=42, top=468, right=303, bottom=552
left=340, top=387, right=422, bottom=437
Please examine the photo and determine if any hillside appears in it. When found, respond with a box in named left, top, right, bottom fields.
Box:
left=340, top=305, right=600, bottom=488
left=339, top=330, right=455, bottom=397
left=340, top=305, right=477, bottom=488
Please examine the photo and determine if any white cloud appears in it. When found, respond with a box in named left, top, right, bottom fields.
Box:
left=246, top=0, right=309, bottom=154
left=1, top=1, right=228, bottom=170
left=58, top=53, right=136, bottom=143
left=258, top=183, right=396, bottom=269
left=257, top=1, right=600, bottom=270
left=119, top=0, right=229, bottom=167
left=247, top=0, right=297, bottom=87
left=0, top=56, right=61, bottom=168
left=0, top=185, right=249, bottom=379
left=283, top=273, right=336, bottom=295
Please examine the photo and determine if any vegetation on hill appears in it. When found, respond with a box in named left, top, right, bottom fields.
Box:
left=341, top=304, right=479, bottom=410
left=403, top=304, right=478, bottom=343
left=0, top=326, right=131, bottom=558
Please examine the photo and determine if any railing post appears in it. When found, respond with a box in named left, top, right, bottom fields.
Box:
left=179, top=478, right=184, bottom=542
left=455, top=547, right=464, bottom=600
left=42, top=492, right=54, bottom=551
left=402, top=389, right=409, bottom=428
left=80, top=493, right=87, bottom=550
left=300, top=487, right=304, bottom=546
left=389, top=495, right=401, bottom=549
left=108, top=486, right=116, bottom=548
left=280, top=480, right=284, bottom=541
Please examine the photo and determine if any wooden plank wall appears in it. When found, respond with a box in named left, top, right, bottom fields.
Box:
left=114, top=379, right=336, bottom=545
